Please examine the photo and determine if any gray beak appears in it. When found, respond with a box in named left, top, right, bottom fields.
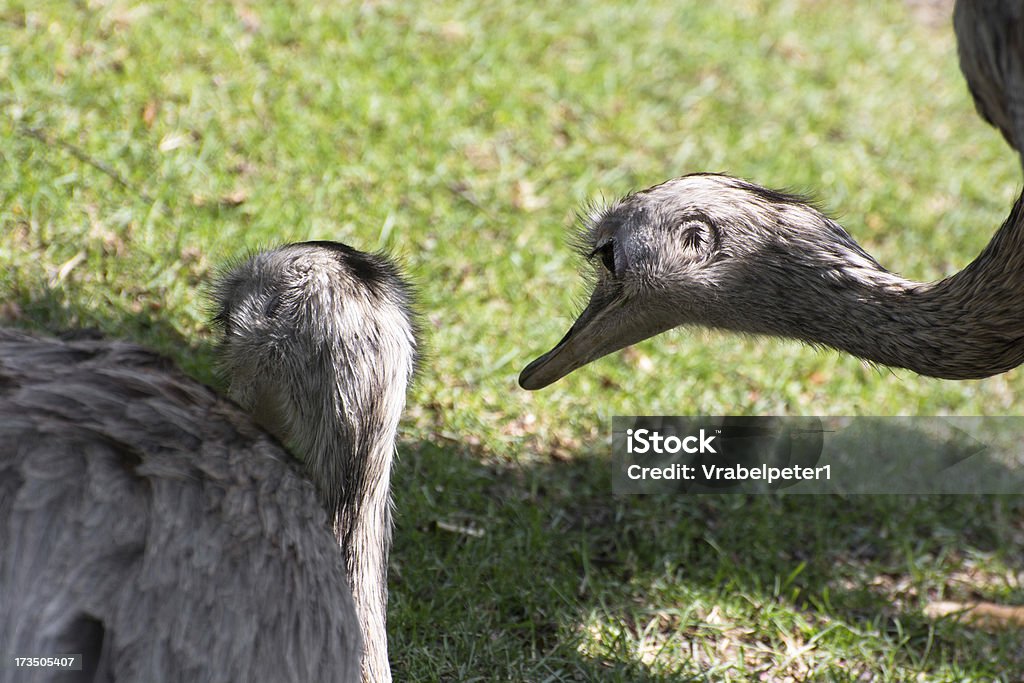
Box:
left=519, top=289, right=673, bottom=390
left=518, top=317, right=594, bottom=390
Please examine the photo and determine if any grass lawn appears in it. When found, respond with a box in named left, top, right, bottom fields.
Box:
left=3, top=0, right=1023, bottom=679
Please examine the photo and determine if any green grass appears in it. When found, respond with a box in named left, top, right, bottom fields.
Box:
left=3, top=0, right=1024, bottom=679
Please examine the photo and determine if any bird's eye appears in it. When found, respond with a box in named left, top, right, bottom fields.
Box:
left=591, top=242, right=616, bottom=274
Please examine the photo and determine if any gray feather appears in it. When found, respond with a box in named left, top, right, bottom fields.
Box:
left=2, top=241, right=419, bottom=683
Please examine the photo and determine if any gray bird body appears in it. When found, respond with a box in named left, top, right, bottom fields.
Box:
left=1, top=241, right=418, bottom=682
left=520, top=174, right=1024, bottom=388
left=954, top=0, right=1024, bottom=164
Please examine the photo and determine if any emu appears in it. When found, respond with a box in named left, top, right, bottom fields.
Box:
left=520, top=2, right=1024, bottom=389
left=1, top=241, right=418, bottom=682
left=519, top=173, right=1024, bottom=389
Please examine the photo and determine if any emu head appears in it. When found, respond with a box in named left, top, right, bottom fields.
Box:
left=519, top=173, right=877, bottom=389
left=211, top=241, right=420, bottom=514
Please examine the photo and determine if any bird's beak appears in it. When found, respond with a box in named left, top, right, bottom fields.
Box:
left=519, top=289, right=673, bottom=390
left=518, top=315, right=593, bottom=390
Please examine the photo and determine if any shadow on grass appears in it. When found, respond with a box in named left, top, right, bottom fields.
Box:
left=2, top=277, right=221, bottom=386
left=390, top=434, right=1024, bottom=680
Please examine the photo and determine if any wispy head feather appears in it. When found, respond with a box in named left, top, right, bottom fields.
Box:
left=570, top=194, right=618, bottom=260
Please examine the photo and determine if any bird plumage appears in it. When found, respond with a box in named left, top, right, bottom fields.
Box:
left=954, top=0, right=1024, bottom=166
left=1, top=241, right=418, bottom=683
left=520, top=174, right=1024, bottom=388
left=520, top=5, right=1024, bottom=389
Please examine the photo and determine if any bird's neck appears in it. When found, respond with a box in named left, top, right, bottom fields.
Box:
left=331, top=428, right=395, bottom=683
left=740, top=198, right=1024, bottom=379
left=319, top=330, right=412, bottom=683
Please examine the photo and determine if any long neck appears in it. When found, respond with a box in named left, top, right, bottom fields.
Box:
left=300, top=359, right=409, bottom=683
left=738, top=195, right=1024, bottom=379
left=339, top=492, right=392, bottom=683
left=326, top=426, right=396, bottom=683
left=214, top=245, right=416, bottom=683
